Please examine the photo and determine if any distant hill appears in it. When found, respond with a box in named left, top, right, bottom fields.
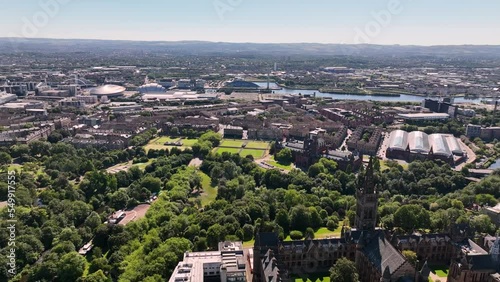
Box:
left=1, top=37, right=500, bottom=58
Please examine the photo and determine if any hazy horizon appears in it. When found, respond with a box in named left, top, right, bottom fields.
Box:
left=3, top=36, right=500, bottom=47
left=1, top=0, right=500, bottom=45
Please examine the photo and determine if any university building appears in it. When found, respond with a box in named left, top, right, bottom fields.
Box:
left=253, top=159, right=500, bottom=282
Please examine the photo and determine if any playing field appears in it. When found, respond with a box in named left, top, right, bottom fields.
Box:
left=220, top=140, right=245, bottom=148
left=180, top=138, right=198, bottom=147
left=155, top=136, right=181, bottom=143
left=245, top=141, right=270, bottom=149
left=240, top=149, right=265, bottom=159
left=215, top=147, right=241, bottom=154
left=145, top=144, right=184, bottom=151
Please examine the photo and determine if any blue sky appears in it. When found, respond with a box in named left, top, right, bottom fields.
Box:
left=1, top=0, right=499, bottom=45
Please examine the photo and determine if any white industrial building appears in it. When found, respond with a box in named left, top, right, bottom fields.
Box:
left=386, top=130, right=465, bottom=164
left=169, top=241, right=249, bottom=282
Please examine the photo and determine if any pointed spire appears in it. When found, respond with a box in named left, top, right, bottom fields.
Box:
left=382, top=265, right=391, bottom=281
left=363, top=156, right=375, bottom=194
left=420, top=260, right=431, bottom=278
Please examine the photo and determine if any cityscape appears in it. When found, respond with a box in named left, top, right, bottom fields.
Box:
left=1, top=1, right=500, bottom=282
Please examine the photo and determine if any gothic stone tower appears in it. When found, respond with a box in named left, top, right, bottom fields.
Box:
left=354, top=157, right=378, bottom=231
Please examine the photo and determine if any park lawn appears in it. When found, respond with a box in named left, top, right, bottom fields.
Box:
left=144, top=144, right=168, bottom=151
left=180, top=138, right=198, bottom=147
left=293, top=275, right=330, bottom=282
left=7, top=164, right=22, bottom=171
left=240, top=149, right=265, bottom=159
left=133, top=159, right=155, bottom=170
left=155, top=136, right=181, bottom=143
left=284, top=227, right=343, bottom=241
left=215, top=147, right=241, bottom=154
left=245, top=141, right=270, bottom=149
left=242, top=239, right=255, bottom=248
left=267, top=160, right=292, bottom=170
left=314, top=227, right=343, bottom=239
left=266, top=157, right=292, bottom=170
left=144, top=142, right=185, bottom=152
left=199, top=172, right=217, bottom=207
left=220, top=139, right=245, bottom=148
left=7, top=163, right=44, bottom=176
left=431, top=266, right=449, bottom=277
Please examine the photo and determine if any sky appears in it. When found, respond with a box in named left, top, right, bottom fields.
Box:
left=1, top=0, right=499, bottom=45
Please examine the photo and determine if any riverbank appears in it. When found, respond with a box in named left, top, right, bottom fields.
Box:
left=319, top=88, right=402, bottom=97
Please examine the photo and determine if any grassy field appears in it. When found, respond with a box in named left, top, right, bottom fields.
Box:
left=7, top=164, right=23, bottom=171
left=266, top=156, right=292, bottom=170
left=242, top=239, right=255, bottom=248
left=144, top=144, right=186, bottom=151
left=7, top=163, right=44, bottom=176
left=243, top=227, right=342, bottom=248
left=314, top=226, right=343, bottom=238
left=133, top=159, right=155, bottom=170
left=199, top=172, right=217, bottom=207
left=155, top=136, right=181, bottom=143
left=215, top=147, right=241, bottom=154
left=284, top=227, right=343, bottom=241
left=220, top=140, right=245, bottom=148
left=245, top=141, right=270, bottom=149
left=180, top=138, right=198, bottom=147
left=293, top=274, right=330, bottom=282
left=430, top=266, right=449, bottom=277
left=240, top=149, right=265, bottom=159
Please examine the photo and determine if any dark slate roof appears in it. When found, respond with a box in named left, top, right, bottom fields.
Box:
left=262, top=249, right=282, bottom=282
left=457, top=239, right=489, bottom=255
left=362, top=231, right=407, bottom=275
left=468, top=254, right=497, bottom=271
left=257, top=232, right=280, bottom=248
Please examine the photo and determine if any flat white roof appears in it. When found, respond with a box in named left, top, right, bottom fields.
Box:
left=398, top=113, right=450, bottom=119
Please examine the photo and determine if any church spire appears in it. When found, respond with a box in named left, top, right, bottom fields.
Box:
left=354, top=156, right=378, bottom=231
left=362, top=156, right=376, bottom=194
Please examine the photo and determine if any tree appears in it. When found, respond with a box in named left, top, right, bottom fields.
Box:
left=329, top=257, right=359, bottom=282
left=0, top=152, right=12, bottom=165
left=290, top=205, right=311, bottom=232
left=84, top=211, right=103, bottom=230
left=289, top=230, right=304, bottom=240
left=170, top=127, right=180, bottom=136
left=199, top=131, right=222, bottom=147
left=471, top=214, right=496, bottom=234
left=80, top=270, right=110, bottom=282
left=402, top=250, right=417, bottom=267
left=57, top=252, right=86, bottom=282
left=89, top=257, right=111, bottom=274
left=207, top=224, right=226, bottom=249
left=393, top=204, right=430, bottom=232
left=319, top=158, right=338, bottom=174
left=242, top=224, right=254, bottom=241
left=29, top=140, right=51, bottom=157
left=305, top=227, right=315, bottom=239
left=276, top=148, right=293, bottom=164
left=275, top=209, right=290, bottom=234
left=109, top=190, right=130, bottom=210
left=47, top=132, right=63, bottom=143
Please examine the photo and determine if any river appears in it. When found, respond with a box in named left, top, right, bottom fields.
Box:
left=254, top=82, right=482, bottom=103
